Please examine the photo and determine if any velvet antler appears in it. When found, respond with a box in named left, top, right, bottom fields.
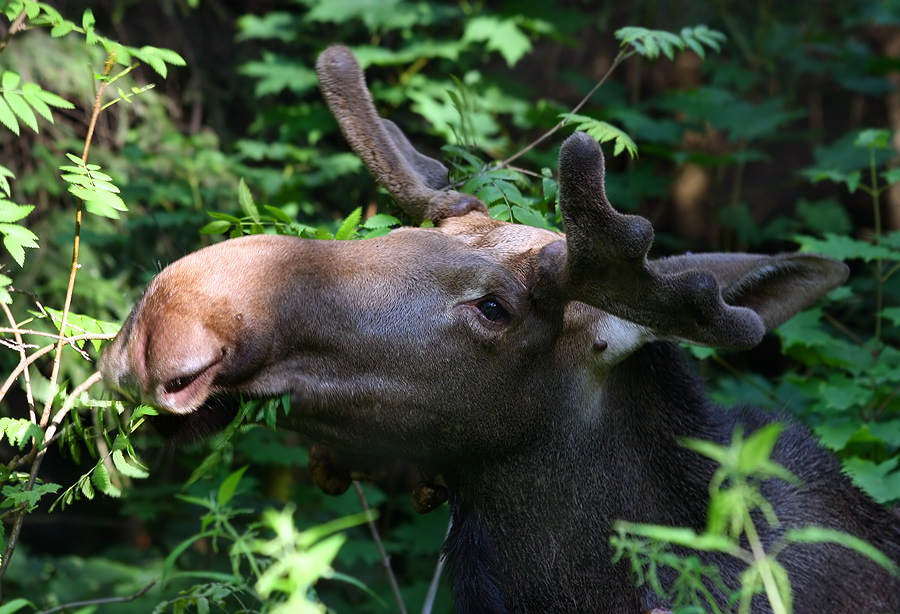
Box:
left=316, top=45, right=487, bottom=224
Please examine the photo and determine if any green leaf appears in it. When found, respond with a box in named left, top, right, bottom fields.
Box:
left=237, top=178, right=259, bottom=222
left=0, top=598, right=35, bottom=614
left=843, top=457, right=900, bottom=504
left=50, top=20, right=76, bottom=37
left=562, top=114, right=638, bottom=158
left=854, top=129, right=891, bottom=150
left=786, top=526, right=899, bottom=574
left=881, top=307, right=900, bottom=326
left=217, top=465, right=249, bottom=507
left=1, top=71, right=20, bottom=90
left=33, top=88, right=74, bottom=109
left=0, top=417, right=44, bottom=449
left=0, top=201, right=34, bottom=223
left=91, top=461, right=122, bottom=498
left=112, top=448, right=150, bottom=479
left=794, top=233, right=900, bottom=262
left=0, top=96, right=19, bottom=135
left=463, top=16, right=532, bottom=67
left=335, top=207, right=362, bottom=240
left=362, top=213, right=400, bottom=230
left=262, top=205, right=293, bottom=224
left=200, top=220, right=233, bottom=234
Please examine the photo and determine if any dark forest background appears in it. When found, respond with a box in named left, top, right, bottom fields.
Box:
left=0, top=1, right=898, bottom=612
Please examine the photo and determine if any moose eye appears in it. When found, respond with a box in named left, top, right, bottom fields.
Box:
left=475, top=297, right=510, bottom=325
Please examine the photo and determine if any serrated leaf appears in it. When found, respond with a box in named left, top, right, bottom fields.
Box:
left=362, top=213, right=400, bottom=230
left=335, top=207, right=362, bottom=240
left=22, top=91, right=53, bottom=123
left=563, top=114, right=638, bottom=159
left=34, top=89, right=73, bottom=109
left=51, top=20, right=76, bottom=37
left=0, top=223, right=39, bottom=245
left=3, top=237, right=24, bottom=266
left=141, top=45, right=186, bottom=66
left=82, top=8, right=95, bottom=30
left=79, top=475, right=95, bottom=500
left=112, top=449, right=149, bottom=478
left=0, top=201, right=33, bottom=223
left=237, top=178, right=259, bottom=222
left=91, top=461, right=121, bottom=497
left=0, top=96, right=20, bottom=135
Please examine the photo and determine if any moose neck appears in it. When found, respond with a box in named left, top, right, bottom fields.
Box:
left=442, top=341, right=725, bottom=613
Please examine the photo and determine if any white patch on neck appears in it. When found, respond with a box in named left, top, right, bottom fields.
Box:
left=591, top=314, right=651, bottom=368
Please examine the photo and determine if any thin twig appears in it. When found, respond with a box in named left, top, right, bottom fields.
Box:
left=421, top=517, right=452, bottom=614
left=36, top=580, right=157, bottom=614
left=0, top=55, right=116, bottom=593
left=0, top=343, right=56, bottom=405
left=0, top=327, right=116, bottom=341
left=1, top=303, right=36, bottom=420
left=496, top=49, right=632, bottom=170
left=0, top=371, right=105, bottom=584
left=0, top=332, right=114, bottom=406
left=0, top=9, right=27, bottom=56
left=353, top=481, right=408, bottom=614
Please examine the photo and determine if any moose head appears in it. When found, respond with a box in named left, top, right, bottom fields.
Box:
left=100, top=46, right=900, bottom=613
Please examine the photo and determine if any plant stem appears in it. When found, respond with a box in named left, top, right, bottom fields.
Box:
left=1, top=303, right=35, bottom=420
left=354, top=481, right=408, bottom=614
left=0, top=9, right=27, bottom=56
left=422, top=518, right=452, bottom=614
left=36, top=581, right=157, bottom=614
left=870, top=148, right=884, bottom=351
left=496, top=49, right=633, bottom=170
left=743, top=515, right=788, bottom=614
left=0, top=53, right=115, bottom=592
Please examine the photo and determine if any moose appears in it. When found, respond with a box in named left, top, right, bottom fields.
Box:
left=100, top=46, right=900, bottom=613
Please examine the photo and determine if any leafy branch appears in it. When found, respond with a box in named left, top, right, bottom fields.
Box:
left=497, top=25, right=725, bottom=169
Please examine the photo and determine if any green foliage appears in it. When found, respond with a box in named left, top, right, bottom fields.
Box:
left=614, top=427, right=898, bottom=614
left=0, top=418, right=43, bottom=450
left=60, top=153, right=128, bottom=219
left=0, top=71, right=73, bottom=135
left=152, top=467, right=371, bottom=614
left=562, top=114, right=638, bottom=158
left=2, top=1, right=900, bottom=613
left=616, top=25, right=726, bottom=60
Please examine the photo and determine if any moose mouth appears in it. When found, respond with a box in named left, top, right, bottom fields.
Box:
left=154, top=351, right=226, bottom=415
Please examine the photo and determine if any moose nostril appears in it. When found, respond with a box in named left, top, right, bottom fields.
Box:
left=164, top=371, right=201, bottom=394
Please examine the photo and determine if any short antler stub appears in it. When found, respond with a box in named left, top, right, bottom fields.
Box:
left=316, top=45, right=487, bottom=224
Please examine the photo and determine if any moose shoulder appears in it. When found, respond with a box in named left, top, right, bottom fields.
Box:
left=100, top=46, right=900, bottom=613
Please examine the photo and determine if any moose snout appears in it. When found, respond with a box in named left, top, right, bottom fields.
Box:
left=100, top=305, right=230, bottom=415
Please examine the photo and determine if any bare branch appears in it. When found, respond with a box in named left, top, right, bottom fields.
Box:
left=36, top=581, right=157, bottom=614
left=353, top=481, right=408, bottom=614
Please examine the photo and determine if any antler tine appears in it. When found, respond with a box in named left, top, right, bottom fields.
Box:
left=555, top=132, right=766, bottom=349
left=316, top=45, right=486, bottom=224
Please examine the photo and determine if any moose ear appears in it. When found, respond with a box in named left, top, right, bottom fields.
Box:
left=650, top=252, right=849, bottom=333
